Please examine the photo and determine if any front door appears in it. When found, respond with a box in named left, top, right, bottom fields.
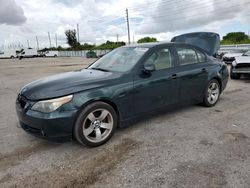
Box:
left=133, top=46, right=180, bottom=115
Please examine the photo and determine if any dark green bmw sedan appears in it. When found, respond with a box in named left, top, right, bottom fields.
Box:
left=16, top=32, right=229, bottom=147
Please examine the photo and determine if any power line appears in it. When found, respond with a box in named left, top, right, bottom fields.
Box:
left=129, top=0, right=248, bottom=17
left=65, top=2, right=250, bottom=40
left=134, top=2, right=250, bottom=24
left=85, top=0, right=248, bottom=31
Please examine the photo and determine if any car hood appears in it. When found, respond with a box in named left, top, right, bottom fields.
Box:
left=224, top=53, right=243, bottom=58
left=20, top=69, right=121, bottom=100
left=235, top=56, right=250, bottom=64
left=171, top=32, right=220, bottom=56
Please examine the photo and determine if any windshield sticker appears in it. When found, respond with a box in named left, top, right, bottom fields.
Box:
left=134, top=47, right=149, bottom=52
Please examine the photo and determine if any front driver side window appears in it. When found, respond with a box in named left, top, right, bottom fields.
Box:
left=145, top=48, right=172, bottom=70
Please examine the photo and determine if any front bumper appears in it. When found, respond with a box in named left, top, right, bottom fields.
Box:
left=232, top=64, right=250, bottom=74
left=232, top=68, right=250, bottom=74
left=16, top=96, right=78, bottom=140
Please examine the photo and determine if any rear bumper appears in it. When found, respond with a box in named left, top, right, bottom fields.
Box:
left=16, top=103, right=77, bottom=140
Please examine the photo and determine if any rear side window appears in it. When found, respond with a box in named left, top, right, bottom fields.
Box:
left=196, top=50, right=206, bottom=63
left=177, top=48, right=198, bottom=65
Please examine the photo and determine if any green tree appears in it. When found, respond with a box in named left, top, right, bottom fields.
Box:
left=221, top=32, right=250, bottom=44
left=79, top=43, right=95, bottom=50
left=65, top=29, right=80, bottom=49
left=137, top=37, right=157, bottom=43
left=96, top=41, right=126, bottom=50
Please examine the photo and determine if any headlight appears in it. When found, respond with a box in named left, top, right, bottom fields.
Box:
left=232, top=60, right=237, bottom=67
left=31, top=95, right=73, bottom=113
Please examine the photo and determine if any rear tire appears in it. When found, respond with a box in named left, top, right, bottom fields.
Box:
left=202, top=79, right=220, bottom=107
left=74, top=102, right=117, bottom=147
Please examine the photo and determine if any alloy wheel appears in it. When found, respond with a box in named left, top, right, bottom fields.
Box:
left=207, top=82, right=219, bottom=104
left=82, top=109, right=114, bottom=143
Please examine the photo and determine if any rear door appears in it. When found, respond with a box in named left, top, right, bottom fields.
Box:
left=173, top=45, right=210, bottom=103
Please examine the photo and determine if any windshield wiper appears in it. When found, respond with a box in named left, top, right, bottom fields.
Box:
left=89, top=67, right=110, bottom=72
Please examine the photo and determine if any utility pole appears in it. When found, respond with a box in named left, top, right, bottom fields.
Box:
left=55, top=33, right=58, bottom=48
left=48, top=32, right=52, bottom=48
left=27, top=40, right=30, bottom=48
left=126, top=8, right=131, bottom=45
left=36, top=36, right=39, bottom=50
left=77, top=24, right=80, bottom=43
left=116, top=34, right=119, bottom=43
left=133, top=35, right=135, bottom=44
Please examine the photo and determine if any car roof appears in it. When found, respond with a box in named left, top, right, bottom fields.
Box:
left=124, top=42, right=176, bottom=48
left=124, top=41, right=206, bottom=48
left=123, top=41, right=207, bottom=54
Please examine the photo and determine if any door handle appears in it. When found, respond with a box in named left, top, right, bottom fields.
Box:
left=201, top=68, right=208, bottom=73
left=171, top=74, right=177, bottom=79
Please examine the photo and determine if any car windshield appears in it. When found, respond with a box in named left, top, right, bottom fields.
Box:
left=88, top=47, right=148, bottom=72
left=243, top=50, right=250, bottom=56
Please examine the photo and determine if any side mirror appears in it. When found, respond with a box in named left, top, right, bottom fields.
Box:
left=143, top=64, right=155, bottom=74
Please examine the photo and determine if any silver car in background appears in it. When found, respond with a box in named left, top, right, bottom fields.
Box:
left=231, top=50, right=250, bottom=79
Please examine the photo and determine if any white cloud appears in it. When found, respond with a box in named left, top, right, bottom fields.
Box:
left=0, top=0, right=250, bottom=49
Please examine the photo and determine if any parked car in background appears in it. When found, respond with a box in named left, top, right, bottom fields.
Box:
left=230, top=50, right=250, bottom=79
left=0, top=50, right=17, bottom=59
left=44, top=51, right=58, bottom=57
left=37, top=51, right=45, bottom=57
left=16, top=32, right=228, bottom=147
left=17, top=48, right=38, bottom=59
left=98, top=51, right=110, bottom=58
left=86, top=51, right=97, bottom=58
left=223, top=49, right=248, bottom=63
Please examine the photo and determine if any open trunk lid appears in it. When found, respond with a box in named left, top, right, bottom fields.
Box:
left=171, top=32, right=220, bottom=56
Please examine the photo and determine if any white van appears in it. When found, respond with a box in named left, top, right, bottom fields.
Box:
left=17, top=48, right=38, bottom=58
left=0, top=50, right=16, bottom=59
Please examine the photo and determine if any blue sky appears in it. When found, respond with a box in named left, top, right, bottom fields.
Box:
left=220, top=21, right=250, bottom=37
left=0, top=0, right=250, bottom=49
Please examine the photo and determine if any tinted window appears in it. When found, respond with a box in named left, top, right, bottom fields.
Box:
left=145, top=48, right=172, bottom=70
left=196, top=50, right=206, bottom=63
left=177, top=48, right=198, bottom=65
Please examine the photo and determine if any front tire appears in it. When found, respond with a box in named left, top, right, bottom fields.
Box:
left=202, top=79, right=220, bottom=107
left=74, top=102, right=117, bottom=147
